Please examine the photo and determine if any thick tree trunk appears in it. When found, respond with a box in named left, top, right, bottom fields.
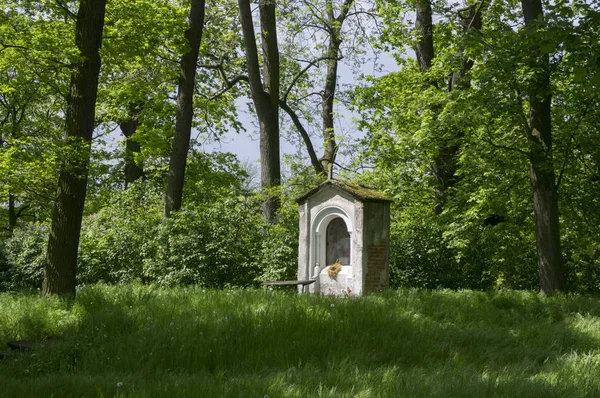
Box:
left=6, top=194, right=28, bottom=231
left=521, top=0, right=565, bottom=295
left=120, top=103, right=144, bottom=188
left=43, top=0, right=107, bottom=297
left=165, top=0, right=206, bottom=217
left=415, top=0, right=434, bottom=73
left=415, top=0, right=446, bottom=213
left=239, top=0, right=281, bottom=222
left=259, top=0, right=281, bottom=221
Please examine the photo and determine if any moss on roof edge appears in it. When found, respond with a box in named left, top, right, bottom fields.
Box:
left=296, top=179, right=391, bottom=203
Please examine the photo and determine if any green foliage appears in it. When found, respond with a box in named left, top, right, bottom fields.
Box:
left=182, top=150, right=250, bottom=202
left=257, top=193, right=299, bottom=282
left=3, top=0, right=600, bottom=295
left=78, top=182, right=163, bottom=285
left=143, top=188, right=299, bottom=287
left=3, top=286, right=600, bottom=396
left=146, top=196, right=264, bottom=287
left=78, top=180, right=299, bottom=288
left=0, top=224, right=47, bottom=292
left=2, top=144, right=301, bottom=292
left=352, top=0, right=600, bottom=293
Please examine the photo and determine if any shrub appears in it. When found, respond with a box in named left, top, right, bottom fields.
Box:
left=0, top=223, right=48, bottom=291
left=78, top=183, right=299, bottom=289
left=146, top=196, right=264, bottom=287
left=257, top=195, right=299, bottom=282
left=78, top=183, right=163, bottom=285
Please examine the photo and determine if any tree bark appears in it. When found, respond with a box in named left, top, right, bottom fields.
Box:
left=7, top=193, right=16, bottom=230
left=238, top=0, right=281, bottom=222
left=320, top=0, right=353, bottom=173
left=521, top=0, right=565, bottom=295
left=43, top=0, right=107, bottom=297
left=120, top=102, right=144, bottom=188
left=165, top=0, right=206, bottom=217
left=415, top=0, right=434, bottom=73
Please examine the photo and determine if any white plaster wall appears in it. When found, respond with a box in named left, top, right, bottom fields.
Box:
left=353, top=200, right=364, bottom=295
left=297, top=202, right=310, bottom=293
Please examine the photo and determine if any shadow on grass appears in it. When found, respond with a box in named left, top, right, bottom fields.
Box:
left=1, top=286, right=600, bottom=396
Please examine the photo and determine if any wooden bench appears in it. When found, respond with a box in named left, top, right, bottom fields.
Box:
left=263, top=279, right=316, bottom=293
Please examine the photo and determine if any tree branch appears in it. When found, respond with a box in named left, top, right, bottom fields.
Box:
left=15, top=204, right=30, bottom=218
left=346, top=10, right=379, bottom=20
left=336, top=0, right=355, bottom=23
left=279, top=100, right=323, bottom=174
left=483, top=136, right=528, bottom=156
left=0, top=41, right=29, bottom=52
left=209, top=74, right=249, bottom=100
left=283, top=56, right=341, bottom=103
left=156, top=52, right=180, bottom=64
left=515, top=92, right=531, bottom=137
left=54, top=0, right=77, bottom=19
left=465, top=0, right=486, bottom=33
left=197, top=63, right=221, bottom=69
left=556, top=96, right=595, bottom=191
left=303, top=0, right=330, bottom=32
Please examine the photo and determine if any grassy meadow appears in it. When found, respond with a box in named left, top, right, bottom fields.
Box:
left=1, top=285, right=600, bottom=397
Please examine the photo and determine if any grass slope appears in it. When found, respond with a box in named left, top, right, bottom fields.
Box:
left=1, top=285, right=600, bottom=397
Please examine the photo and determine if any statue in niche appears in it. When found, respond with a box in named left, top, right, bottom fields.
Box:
left=326, top=217, right=350, bottom=265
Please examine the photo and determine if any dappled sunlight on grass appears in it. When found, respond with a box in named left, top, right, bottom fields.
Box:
left=1, top=285, right=600, bottom=396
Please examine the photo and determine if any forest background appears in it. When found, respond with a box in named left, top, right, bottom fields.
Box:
left=1, top=0, right=599, bottom=297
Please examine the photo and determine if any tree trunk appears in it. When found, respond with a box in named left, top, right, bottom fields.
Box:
left=165, top=0, right=206, bottom=217
left=43, top=0, right=107, bottom=297
left=120, top=103, right=144, bottom=188
left=7, top=193, right=16, bottom=230
left=239, top=0, right=281, bottom=222
left=521, top=0, right=565, bottom=295
left=422, top=1, right=482, bottom=215
left=450, top=5, right=482, bottom=90
left=320, top=0, right=353, bottom=173
left=415, top=0, right=434, bottom=73
left=415, top=0, right=447, bottom=213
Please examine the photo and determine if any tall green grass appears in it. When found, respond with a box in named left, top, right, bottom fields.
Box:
left=1, top=285, right=600, bottom=397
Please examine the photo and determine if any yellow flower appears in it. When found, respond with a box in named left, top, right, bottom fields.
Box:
left=328, top=262, right=342, bottom=277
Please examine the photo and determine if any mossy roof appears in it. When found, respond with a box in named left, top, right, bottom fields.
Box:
left=296, top=179, right=391, bottom=204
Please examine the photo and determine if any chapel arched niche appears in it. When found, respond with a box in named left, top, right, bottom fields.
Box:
left=326, top=217, right=350, bottom=266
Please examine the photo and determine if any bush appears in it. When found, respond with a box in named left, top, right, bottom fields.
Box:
left=146, top=196, right=264, bottom=287
left=257, top=195, right=299, bottom=282
left=388, top=200, right=540, bottom=291
left=77, top=182, right=300, bottom=289
left=78, top=183, right=163, bottom=285
left=0, top=223, right=47, bottom=291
